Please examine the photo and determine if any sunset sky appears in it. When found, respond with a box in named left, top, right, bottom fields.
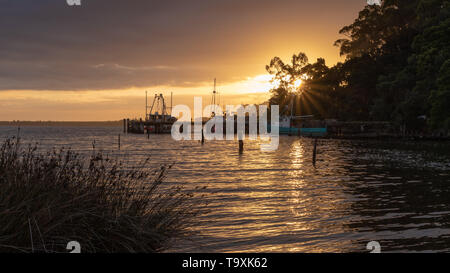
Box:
left=0, top=0, right=366, bottom=121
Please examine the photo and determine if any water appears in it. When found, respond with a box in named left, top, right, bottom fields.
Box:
left=1, top=126, right=450, bottom=253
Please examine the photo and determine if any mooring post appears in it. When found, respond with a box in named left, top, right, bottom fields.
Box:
left=239, top=140, right=244, bottom=154
left=312, top=138, right=317, bottom=167
left=201, top=129, right=205, bottom=145
left=118, top=134, right=121, bottom=151
left=123, top=119, right=126, bottom=134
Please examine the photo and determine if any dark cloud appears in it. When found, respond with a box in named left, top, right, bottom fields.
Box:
left=0, top=0, right=364, bottom=90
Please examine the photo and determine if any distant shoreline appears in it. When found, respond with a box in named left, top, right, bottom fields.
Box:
left=0, top=121, right=122, bottom=127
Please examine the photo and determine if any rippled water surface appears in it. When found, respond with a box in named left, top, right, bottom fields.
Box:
left=1, top=126, right=450, bottom=253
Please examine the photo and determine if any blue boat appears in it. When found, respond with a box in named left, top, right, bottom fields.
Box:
left=271, top=116, right=327, bottom=136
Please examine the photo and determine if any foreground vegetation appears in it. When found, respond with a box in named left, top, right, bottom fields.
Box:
left=0, top=138, right=206, bottom=253
left=267, top=0, right=449, bottom=132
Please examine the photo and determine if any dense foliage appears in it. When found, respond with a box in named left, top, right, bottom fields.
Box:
left=267, top=0, right=449, bottom=131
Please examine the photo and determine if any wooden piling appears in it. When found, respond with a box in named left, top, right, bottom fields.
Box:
left=239, top=140, right=244, bottom=154
left=312, top=138, right=317, bottom=167
left=118, top=134, right=121, bottom=151
left=201, top=130, right=205, bottom=145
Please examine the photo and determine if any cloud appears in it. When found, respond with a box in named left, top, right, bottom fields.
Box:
left=0, top=0, right=363, bottom=91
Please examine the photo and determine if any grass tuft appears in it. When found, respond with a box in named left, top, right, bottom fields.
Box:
left=0, top=137, right=207, bottom=253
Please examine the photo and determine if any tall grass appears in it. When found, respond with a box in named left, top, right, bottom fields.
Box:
left=0, top=137, right=207, bottom=253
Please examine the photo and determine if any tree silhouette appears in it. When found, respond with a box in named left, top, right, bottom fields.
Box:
left=265, top=0, right=449, bottom=131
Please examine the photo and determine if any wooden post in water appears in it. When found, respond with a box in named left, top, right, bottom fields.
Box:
left=123, top=119, right=126, bottom=134
left=201, top=129, right=205, bottom=145
left=118, top=134, right=121, bottom=151
left=312, top=138, right=317, bottom=167
left=15, top=126, right=21, bottom=145
left=239, top=140, right=244, bottom=154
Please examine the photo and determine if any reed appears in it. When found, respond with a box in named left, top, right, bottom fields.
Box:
left=0, top=137, right=207, bottom=253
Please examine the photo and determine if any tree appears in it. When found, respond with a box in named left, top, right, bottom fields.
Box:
left=266, top=53, right=309, bottom=115
left=412, top=0, right=450, bottom=129
left=430, top=60, right=450, bottom=130
left=264, top=0, right=450, bottom=129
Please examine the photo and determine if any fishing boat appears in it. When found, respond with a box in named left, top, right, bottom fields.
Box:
left=127, top=92, right=177, bottom=134
left=276, top=94, right=327, bottom=137
left=278, top=115, right=327, bottom=137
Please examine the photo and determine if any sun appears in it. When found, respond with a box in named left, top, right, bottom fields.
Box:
left=293, top=79, right=303, bottom=88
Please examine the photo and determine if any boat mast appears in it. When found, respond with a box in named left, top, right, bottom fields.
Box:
left=289, top=94, right=295, bottom=134
left=211, top=78, right=218, bottom=116
left=290, top=94, right=295, bottom=119
left=145, top=91, right=148, bottom=121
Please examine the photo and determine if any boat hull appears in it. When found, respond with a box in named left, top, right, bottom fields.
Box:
left=274, top=127, right=327, bottom=136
